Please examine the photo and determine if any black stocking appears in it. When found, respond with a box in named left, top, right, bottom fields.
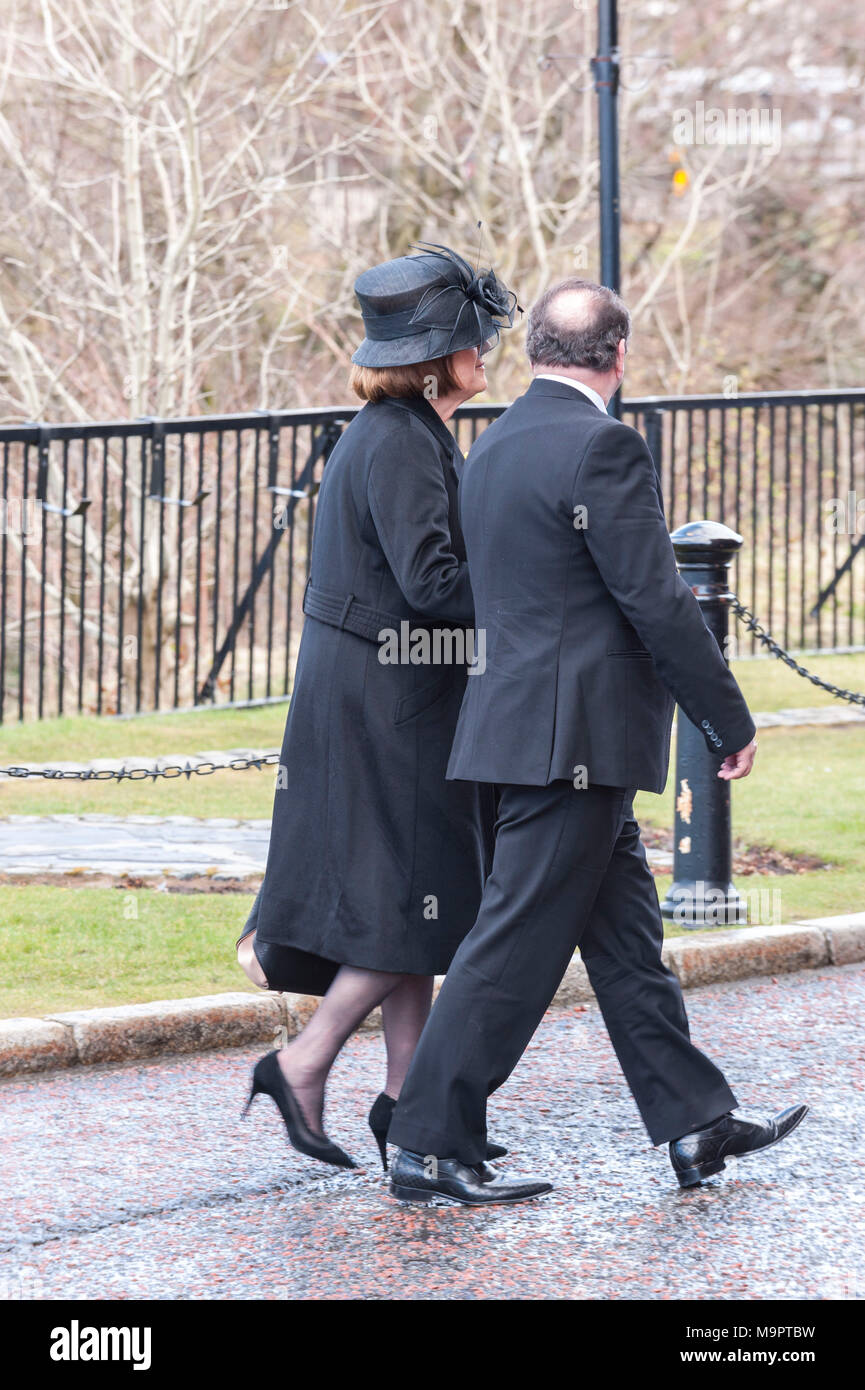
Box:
left=381, top=974, right=434, bottom=1099
left=278, top=964, right=403, bottom=1135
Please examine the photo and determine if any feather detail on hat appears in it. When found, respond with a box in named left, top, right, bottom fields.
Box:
left=407, top=241, right=522, bottom=352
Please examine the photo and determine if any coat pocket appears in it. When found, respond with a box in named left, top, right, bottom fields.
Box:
left=607, top=621, right=650, bottom=658
left=393, top=669, right=453, bottom=725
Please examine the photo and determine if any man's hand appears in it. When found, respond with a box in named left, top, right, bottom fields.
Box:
left=717, top=738, right=757, bottom=781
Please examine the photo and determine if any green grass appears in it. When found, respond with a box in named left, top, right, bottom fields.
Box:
left=0, top=885, right=258, bottom=1018
left=0, top=704, right=288, bottom=817
left=636, top=722, right=865, bottom=926
left=0, top=766, right=279, bottom=818
left=1, top=721, right=862, bottom=1018
left=1, top=657, right=864, bottom=1017
left=0, top=703, right=288, bottom=760
left=729, top=651, right=865, bottom=713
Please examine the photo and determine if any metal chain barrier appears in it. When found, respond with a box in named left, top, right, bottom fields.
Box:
left=0, top=753, right=281, bottom=781
left=731, top=596, right=865, bottom=707
left=1, top=597, right=862, bottom=780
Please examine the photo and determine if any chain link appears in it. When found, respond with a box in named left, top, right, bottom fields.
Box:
left=0, top=753, right=281, bottom=782
left=731, top=596, right=865, bottom=707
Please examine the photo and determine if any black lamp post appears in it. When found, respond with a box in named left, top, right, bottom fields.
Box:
left=592, top=1, right=621, bottom=419
left=593, top=0, right=621, bottom=298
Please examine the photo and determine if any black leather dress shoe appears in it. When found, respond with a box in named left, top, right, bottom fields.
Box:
left=390, top=1148, right=553, bottom=1206
left=669, top=1103, right=808, bottom=1188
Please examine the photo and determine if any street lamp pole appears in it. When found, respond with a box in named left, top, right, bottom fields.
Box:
left=593, top=0, right=621, bottom=414
left=594, top=0, right=621, bottom=296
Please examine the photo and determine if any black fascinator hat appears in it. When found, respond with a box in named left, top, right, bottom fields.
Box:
left=351, top=241, right=520, bottom=368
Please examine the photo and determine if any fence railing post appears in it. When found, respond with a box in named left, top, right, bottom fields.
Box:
left=660, top=519, right=748, bottom=930
left=643, top=406, right=664, bottom=484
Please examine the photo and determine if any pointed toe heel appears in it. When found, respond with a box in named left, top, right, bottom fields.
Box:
left=368, top=1093, right=396, bottom=1172
left=241, top=1075, right=264, bottom=1120
left=244, top=1051, right=357, bottom=1170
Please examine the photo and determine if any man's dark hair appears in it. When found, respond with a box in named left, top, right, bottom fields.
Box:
left=525, top=278, right=631, bottom=373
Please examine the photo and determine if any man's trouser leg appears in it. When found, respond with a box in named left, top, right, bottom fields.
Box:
left=389, top=781, right=631, bottom=1164
left=577, top=804, right=737, bottom=1146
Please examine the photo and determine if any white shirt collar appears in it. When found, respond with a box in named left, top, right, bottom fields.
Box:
left=533, top=373, right=607, bottom=414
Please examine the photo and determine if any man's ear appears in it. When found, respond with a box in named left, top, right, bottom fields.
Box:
left=616, top=338, right=627, bottom=380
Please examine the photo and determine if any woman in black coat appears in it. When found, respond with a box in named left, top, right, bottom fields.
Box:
left=237, top=243, right=519, bottom=1169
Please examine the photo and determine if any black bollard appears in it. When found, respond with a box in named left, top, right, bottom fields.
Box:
left=660, top=520, right=748, bottom=929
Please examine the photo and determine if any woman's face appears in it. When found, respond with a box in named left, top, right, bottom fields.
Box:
left=450, top=344, right=490, bottom=398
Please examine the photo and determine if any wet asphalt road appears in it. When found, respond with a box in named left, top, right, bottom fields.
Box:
left=2, top=963, right=863, bottom=1301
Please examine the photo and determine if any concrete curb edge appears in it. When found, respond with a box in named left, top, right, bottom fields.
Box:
left=2, top=915, right=864, bottom=1078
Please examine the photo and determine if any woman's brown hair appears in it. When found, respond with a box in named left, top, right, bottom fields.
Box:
left=349, top=354, right=462, bottom=404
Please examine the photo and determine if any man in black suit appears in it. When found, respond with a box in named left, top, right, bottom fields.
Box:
left=388, top=278, right=807, bottom=1205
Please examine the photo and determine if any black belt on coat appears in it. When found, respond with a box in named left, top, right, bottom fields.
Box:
left=302, top=580, right=439, bottom=644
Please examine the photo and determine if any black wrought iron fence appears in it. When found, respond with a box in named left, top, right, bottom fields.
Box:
left=624, top=391, right=865, bottom=656
left=1, top=388, right=863, bottom=723
left=0, top=410, right=351, bottom=723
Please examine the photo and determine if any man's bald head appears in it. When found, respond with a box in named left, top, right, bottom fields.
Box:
left=525, top=278, right=631, bottom=374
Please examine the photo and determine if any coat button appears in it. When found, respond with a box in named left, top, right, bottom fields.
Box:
left=701, top=719, right=710, bottom=729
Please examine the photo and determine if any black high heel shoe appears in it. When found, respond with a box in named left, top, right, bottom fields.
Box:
left=243, top=1051, right=357, bottom=1170
left=368, top=1092, right=508, bottom=1172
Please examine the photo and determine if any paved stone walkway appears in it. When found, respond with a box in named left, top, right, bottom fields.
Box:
left=0, top=813, right=671, bottom=879
left=0, top=815, right=273, bottom=879
left=1, top=963, right=861, bottom=1300
left=753, top=705, right=865, bottom=727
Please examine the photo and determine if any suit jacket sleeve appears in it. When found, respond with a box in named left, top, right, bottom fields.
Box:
left=573, top=420, right=757, bottom=760
left=367, top=416, right=474, bottom=623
